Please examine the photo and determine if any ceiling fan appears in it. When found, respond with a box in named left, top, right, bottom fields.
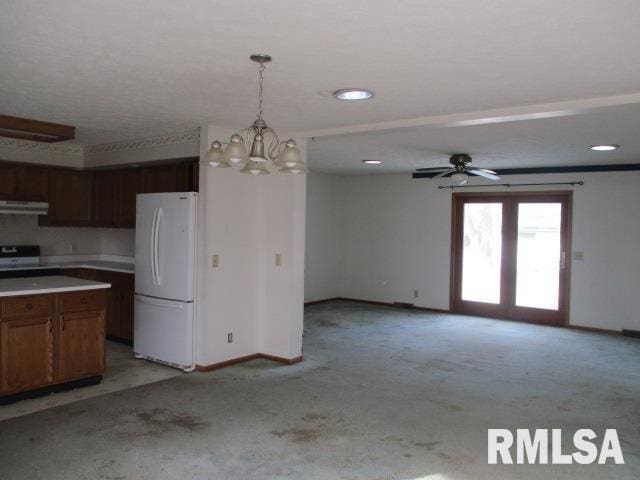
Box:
left=415, top=154, right=500, bottom=184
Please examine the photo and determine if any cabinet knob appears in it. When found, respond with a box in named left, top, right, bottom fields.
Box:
left=81, top=298, right=87, bottom=304
left=26, top=303, right=33, bottom=310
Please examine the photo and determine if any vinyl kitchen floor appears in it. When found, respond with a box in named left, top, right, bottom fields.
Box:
left=0, top=341, right=182, bottom=421
left=1, top=301, right=639, bottom=479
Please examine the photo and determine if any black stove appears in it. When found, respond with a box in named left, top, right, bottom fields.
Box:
left=0, top=245, right=62, bottom=279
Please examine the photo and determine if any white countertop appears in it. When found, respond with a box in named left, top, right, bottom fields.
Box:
left=0, top=276, right=111, bottom=297
left=0, top=260, right=135, bottom=274
left=54, top=260, right=135, bottom=274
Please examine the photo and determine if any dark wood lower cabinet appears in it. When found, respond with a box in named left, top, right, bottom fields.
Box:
left=0, top=290, right=106, bottom=399
left=58, top=310, right=105, bottom=381
left=0, top=315, right=54, bottom=394
left=63, top=269, right=134, bottom=343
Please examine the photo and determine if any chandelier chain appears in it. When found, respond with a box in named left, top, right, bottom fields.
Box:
left=257, top=62, right=266, bottom=120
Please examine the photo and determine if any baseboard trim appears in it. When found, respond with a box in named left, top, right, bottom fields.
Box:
left=335, top=297, right=450, bottom=314
left=622, top=329, right=640, bottom=338
left=304, top=298, right=340, bottom=306
left=309, top=298, right=626, bottom=337
left=568, top=324, right=621, bottom=336
left=195, top=353, right=303, bottom=372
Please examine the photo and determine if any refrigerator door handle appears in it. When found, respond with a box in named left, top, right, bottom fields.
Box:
left=135, top=294, right=183, bottom=309
left=155, top=207, right=163, bottom=285
left=150, top=207, right=159, bottom=285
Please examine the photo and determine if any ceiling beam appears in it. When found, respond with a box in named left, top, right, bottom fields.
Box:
left=295, top=92, right=640, bottom=140
left=0, top=115, right=75, bottom=143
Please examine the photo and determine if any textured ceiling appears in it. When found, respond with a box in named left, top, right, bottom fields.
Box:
left=308, top=103, right=640, bottom=174
left=1, top=0, right=640, bottom=146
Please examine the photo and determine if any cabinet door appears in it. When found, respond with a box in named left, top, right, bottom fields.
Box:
left=19, top=165, right=49, bottom=202
left=189, top=161, right=199, bottom=192
left=0, top=164, right=20, bottom=200
left=94, top=271, right=121, bottom=338
left=93, top=170, right=120, bottom=227
left=143, top=164, right=179, bottom=193
left=0, top=316, right=54, bottom=394
left=117, top=169, right=144, bottom=228
left=48, top=170, right=93, bottom=226
left=119, top=275, right=135, bottom=341
left=58, top=311, right=105, bottom=381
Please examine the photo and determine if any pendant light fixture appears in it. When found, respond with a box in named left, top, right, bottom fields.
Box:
left=204, top=54, right=307, bottom=175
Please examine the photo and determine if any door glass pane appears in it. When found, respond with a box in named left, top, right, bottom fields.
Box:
left=461, top=203, right=502, bottom=303
left=515, top=203, right=562, bottom=310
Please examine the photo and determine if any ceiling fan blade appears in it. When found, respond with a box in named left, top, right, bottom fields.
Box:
left=469, top=169, right=500, bottom=181
left=467, top=166, right=498, bottom=175
left=415, top=167, right=451, bottom=172
left=434, top=168, right=455, bottom=178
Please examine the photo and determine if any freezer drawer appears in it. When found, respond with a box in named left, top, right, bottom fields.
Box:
left=134, top=294, right=194, bottom=371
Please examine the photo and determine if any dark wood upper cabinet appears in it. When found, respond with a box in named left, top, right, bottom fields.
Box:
left=0, top=164, right=21, bottom=200
left=0, top=164, right=49, bottom=202
left=143, top=161, right=197, bottom=193
left=19, top=165, right=49, bottom=202
left=2, top=158, right=197, bottom=228
left=45, top=169, right=93, bottom=226
left=118, top=169, right=144, bottom=228
left=144, top=164, right=179, bottom=193
left=92, top=170, right=120, bottom=227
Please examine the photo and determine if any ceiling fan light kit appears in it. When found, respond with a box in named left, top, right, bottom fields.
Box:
left=205, top=54, right=307, bottom=175
left=416, top=153, right=501, bottom=184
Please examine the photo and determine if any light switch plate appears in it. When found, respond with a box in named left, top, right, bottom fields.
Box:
left=212, top=254, right=219, bottom=267
left=574, top=251, right=585, bottom=261
left=275, top=253, right=282, bottom=266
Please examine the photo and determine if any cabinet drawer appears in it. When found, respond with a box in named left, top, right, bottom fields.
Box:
left=1, top=295, right=55, bottom=319
left=59, top=291, right=105, bottom=313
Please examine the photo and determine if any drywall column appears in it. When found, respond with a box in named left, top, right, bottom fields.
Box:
left=196, top=125, right=306, bottom=366
left=257, top=142, right=307, bottom=360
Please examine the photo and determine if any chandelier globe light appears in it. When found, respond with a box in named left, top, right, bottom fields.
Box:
left=206, top=54, right=307, bottom=175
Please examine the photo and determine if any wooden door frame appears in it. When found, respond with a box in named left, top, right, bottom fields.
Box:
left=449, top=191, right=573, bottom=326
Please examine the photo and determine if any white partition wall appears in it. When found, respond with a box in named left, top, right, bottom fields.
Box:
left=195, top=125, right=306, bottom=367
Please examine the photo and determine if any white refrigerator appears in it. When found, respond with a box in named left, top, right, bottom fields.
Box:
left=134, top=192, right=197, bottom=371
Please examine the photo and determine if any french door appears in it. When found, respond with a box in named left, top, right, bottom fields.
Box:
left=451, top=192, right=572, bottom=326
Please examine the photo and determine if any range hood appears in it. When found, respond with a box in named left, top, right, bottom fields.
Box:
left=0, top=200, right=49, bottom=215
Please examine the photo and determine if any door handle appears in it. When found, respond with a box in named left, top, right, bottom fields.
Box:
left=560, top=251, right=566, bottom=270
left=150, top=207, right=159, bottom=285
left=154, top=208, right=163, bottom=285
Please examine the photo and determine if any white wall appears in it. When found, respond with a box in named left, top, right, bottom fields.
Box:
left=305, top=171, right=640, bottom=332
left=304, top=172, right=344, bottom=302
left=0, top=214, right=134, bottom=257
left=196, top=126, right=306, bottom=367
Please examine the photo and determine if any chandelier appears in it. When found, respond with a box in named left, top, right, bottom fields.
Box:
left=204, top=54, right=308, bottom=175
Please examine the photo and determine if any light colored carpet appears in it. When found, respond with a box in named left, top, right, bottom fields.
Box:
left=0, top=301, right=638, bottom=479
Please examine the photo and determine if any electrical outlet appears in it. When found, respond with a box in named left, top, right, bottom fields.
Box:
left=413, top=289, right=419, bottom=298
left=227, top=333, right=233, bottom=343
left=212, top=254, right=219, bottom=268
left=275, top=253, right=282, bottom=266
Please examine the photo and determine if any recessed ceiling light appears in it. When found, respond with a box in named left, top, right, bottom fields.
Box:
left=362, top=160, right=383, bottom=165
left=588, top=144, right=619, bottom=151
left=334, top=88, right=374, bottom=101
